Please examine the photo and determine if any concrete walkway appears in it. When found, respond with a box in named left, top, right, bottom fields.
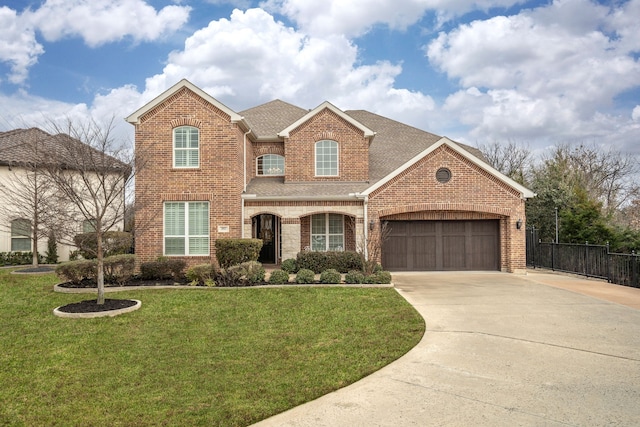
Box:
left=252, top=270, right=640, bottom=426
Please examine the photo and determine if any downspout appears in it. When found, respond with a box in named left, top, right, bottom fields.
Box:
left=363, top=194, right=369, bottom=261
left=241, top=128, right=251, bottom=238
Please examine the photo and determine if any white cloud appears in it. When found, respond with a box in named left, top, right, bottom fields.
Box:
left=632, top=106, right=640, bottom=122
left=139, top=8, right=435, bottom=126
left=427, top=0, right=640, bottom=151
left=0, top=7, right=43, bottom=84
left=29, top=0, right=191, bottom=47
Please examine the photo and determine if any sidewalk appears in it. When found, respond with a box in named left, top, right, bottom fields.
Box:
left=524, top=268, right=640, bottom=309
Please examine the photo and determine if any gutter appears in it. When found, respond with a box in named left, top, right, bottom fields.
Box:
left=241, top=127, right=252, bottom=238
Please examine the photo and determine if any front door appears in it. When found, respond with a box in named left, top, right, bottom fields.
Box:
left=253, top=214, right=280, bottom=264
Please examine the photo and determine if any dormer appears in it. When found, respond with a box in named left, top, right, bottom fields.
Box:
left=277, top=102, right=375, bottom=183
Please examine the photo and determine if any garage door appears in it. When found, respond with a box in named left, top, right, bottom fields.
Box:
left=382, top=220, right=500, bottom=271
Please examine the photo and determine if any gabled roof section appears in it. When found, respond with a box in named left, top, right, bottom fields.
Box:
left=278, top=101, right=375, bottom=139
left=363, top=137, right=536, bottom=199
left=125, top=79, right=245, bottom=126
left=240, top=100, right=308, bottom=140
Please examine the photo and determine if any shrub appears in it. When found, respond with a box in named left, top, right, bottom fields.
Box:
left=103, top=254, right=136, bottom=285
left=73, top=231, right=133, bottom=259
left=295, top=268, right=315, bottom=284
left=186, top=264, right=215, bottom=286
left=0, top=252, right=36, bottom=266
left=139, top=257, right=186, bottom=280
left=296, top=251, right=363, bottom=273
left=365, top=271, right=392, bottom=284
left=214, top=268, right=244, bottom=287
left=344, top=270, right=365, bottom=284
left=227, top=261, right=266, bottom=285
left=320, top=269, right=341, bottom=284
left=268, top=269, right=290, bottom=284
left=280, top=258, right=298, bottom=274
left=55, top=259, right=98, bottom=285
left=215, top=239, right=263, bottom=268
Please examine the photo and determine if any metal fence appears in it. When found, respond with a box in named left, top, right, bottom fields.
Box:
left=526, top=228, right=640, bottom=288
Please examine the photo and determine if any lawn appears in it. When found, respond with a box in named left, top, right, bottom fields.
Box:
left=0, top=268, right=424, bottom=426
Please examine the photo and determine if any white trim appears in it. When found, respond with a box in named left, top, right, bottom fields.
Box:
left=314, top=140, right=339, bottom=177
left=256, top=154, right=285, bottom=176
left=362, top=137, right=536, bottom=199
left=172, top=126, right=200, bottom=169
left=126, top=79, right=247, bottom=128
left=278, top=101, right=375, bottom=139
left=163, top=201, right=210, bottom=256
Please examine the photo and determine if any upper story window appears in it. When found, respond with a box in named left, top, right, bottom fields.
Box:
left=257, top=154, right=285, bottom=176
left=82, top=219, right=97, bottom=233
left=11, top=218, right=31, bottom=252
left=315, top=140, right=338, bottom=176
left=173, top=126, right=199, bottom=168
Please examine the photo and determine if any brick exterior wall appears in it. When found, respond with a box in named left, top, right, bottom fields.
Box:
left=133, top=87, right=245, bottom=268
left=283, top=110, right=369, bottom=182
left=368, top=145, right=527, bottom=273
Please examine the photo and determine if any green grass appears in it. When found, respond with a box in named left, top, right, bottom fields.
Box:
left=0, top=269, right=424, bottom=426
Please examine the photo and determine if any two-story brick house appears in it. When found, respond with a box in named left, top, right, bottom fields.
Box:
left=127, top=79, right=534, bottom=273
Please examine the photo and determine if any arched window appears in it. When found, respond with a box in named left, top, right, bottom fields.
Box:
left=315, top=140, right=338, bottom=176
left=257, top=154, right=285, bottom=176
left=11, top=218, right=31, bottom=252
left=173, top=126, right=199, bottom=168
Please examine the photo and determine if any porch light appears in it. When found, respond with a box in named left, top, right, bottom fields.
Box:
left=369, top=220, right=375, bottom=231
left=516, top=219, right=523, bottom=230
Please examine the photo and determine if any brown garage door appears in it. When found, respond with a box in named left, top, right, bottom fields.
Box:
left=382, top=220, right=500, bottom=271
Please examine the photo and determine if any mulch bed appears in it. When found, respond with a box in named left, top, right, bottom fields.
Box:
left=57, top=299, right=138, bottom=313
left=58, top=278, right=189, bottom=288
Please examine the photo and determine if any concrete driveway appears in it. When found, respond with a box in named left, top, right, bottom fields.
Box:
left=253, top=271, right=640, bottom=426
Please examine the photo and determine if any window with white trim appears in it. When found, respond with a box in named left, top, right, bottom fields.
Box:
left=315, top=140, right=338, bottom=176
left=173, top=126, right=199, bottom=168
left=164, top=202, right=209, bottom=256
left=82, top=219, right=96, bottom=233
left=257, top=154, right=285, bottom=176
left=11, top=218, right=31, bottom=252
left=311, top=213, right=344, bottom=251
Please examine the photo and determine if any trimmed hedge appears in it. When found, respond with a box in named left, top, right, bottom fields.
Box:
left=103, top=254, right=136, bottom=285
left=0, top=252, right=40, bottom=266
left=344, top=270, right=365, bottom=284
left=139, top=257, right=187, bottom=280
left=73, top=231, right=133, bottom=259
left=296, top=251, right=363, bottom=273
left=280, top=258, right=298, bottom=274
left=186, top=264, right=216, bottom=286
left=319, top=269, right=341, bottom=284
left=268, top=269, right=290, bottom=284
left=55, top=259, right=98, bottom=284
left=215, top=239, right=263, bottom=269
left=295, top=268, right=315, bottom=284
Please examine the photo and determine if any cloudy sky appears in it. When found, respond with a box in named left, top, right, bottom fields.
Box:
left=0, top=0, right=639, bottom=156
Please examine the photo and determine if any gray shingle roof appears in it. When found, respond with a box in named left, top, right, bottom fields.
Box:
left=0, top=128, right=128, bottom=173
left=241, top=101, right=486, bottom=199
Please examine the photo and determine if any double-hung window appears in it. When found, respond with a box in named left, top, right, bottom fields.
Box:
left=164, top=202, right=209, bottom=256
left=173, top=126, right=199, bottom=168
left=311, top=213, right=344, bottom=251
left=11, top=218, right=31, bottom=252
left=315, top=140, right=338, bottom=176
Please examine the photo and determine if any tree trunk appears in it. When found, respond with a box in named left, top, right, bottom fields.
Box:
left=96, top=227, right=105, bottom=305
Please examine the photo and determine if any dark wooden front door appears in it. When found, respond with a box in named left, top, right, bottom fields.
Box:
left=382, top=220, right=500, bottom=271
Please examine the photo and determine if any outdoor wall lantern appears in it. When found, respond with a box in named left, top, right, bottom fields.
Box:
left=369, top=220, right=376, bottom=231
left=516, top=219, right=523, bottom=230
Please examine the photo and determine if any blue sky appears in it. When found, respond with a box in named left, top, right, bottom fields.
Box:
left=0, top=0, right=639, bottom=156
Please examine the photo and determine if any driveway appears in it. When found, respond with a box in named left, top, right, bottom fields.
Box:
left=253, top=271, right=640, bottom=426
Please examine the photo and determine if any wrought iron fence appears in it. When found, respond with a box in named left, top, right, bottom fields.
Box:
left=526, top=228, right=640, bottom=288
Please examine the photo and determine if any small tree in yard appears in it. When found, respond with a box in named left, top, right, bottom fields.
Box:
left=357, top=220, right=391, bottom=275
left=42, top=118, right=133, bottom=305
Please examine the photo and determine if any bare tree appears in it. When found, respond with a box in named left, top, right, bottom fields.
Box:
left=356, top=220, right=391, bottom=275
left=476, top=140, right=532, bottom=185
left=42, top=117, right=132, bottom=304
left=0, top=128, right=59, bottom=265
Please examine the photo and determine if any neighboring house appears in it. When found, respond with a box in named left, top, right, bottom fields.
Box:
left=0, top=128, right=127, bottom=262
left=127, top=79, right=535, bottom=273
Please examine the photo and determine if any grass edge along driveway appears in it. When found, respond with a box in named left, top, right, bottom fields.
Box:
left=0, top=269, right=424, bottom=427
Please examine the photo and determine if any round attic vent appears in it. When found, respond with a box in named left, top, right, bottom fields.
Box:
left=436, top=167, right=451, bottom=183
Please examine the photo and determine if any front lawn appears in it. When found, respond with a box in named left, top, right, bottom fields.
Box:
left=0, top=269, right=424, bottom=426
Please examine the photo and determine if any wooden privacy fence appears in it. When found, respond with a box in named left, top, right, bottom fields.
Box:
left=526, top=228, right=640, bottom=288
